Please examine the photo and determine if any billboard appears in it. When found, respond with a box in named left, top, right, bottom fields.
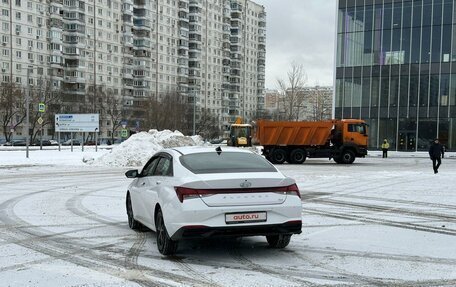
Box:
left=55, top=114, right=99, bottom=132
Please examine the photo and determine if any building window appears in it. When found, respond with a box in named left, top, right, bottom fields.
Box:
left=15, top=0, right=20, bottom=6
left=2, top=9, right=8, bottom=17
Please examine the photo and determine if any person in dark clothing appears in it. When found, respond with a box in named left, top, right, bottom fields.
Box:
left=429, top=138, right=444, bottom=174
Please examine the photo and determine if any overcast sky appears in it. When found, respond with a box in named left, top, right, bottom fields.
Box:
left=253, top=0, right=338, bottom=89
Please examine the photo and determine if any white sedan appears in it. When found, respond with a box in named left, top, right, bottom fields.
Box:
left=125, top=146, right=302, bottom=255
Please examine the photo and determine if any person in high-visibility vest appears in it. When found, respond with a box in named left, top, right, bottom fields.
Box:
left=381, top=139, right=390, bottom=158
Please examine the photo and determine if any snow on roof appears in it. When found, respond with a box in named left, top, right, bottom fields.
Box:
left=94, top=129, right=204, bottom=167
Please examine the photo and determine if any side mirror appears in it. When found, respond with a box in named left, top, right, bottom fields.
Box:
left=125, top=169, right=139, bottom=178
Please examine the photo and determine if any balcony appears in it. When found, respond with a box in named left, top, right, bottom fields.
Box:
left=231, top=3, right=242, bottom=12
left=133, top=8, right=148, bottom=18
left=134, top=0, right=146, bottom=5
left=189, top=42, right=201, bottom=51
left=63, top=75, right=85, bottom=84
left=179, top=0, right=188, bottom=10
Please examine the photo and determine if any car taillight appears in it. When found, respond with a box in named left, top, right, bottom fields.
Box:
left=175, top=184, right=301, bottom=202
left=285, top=183, right=301, bottom=198
left=174, top=187, right=214, bottom=203
left=273, top=184, right=301, bottom=198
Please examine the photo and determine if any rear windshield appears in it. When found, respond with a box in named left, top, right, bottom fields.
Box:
left=180, top=152, right=277, bottom=174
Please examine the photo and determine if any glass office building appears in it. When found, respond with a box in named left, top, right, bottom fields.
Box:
left=336, top=0, right=456, bottom=151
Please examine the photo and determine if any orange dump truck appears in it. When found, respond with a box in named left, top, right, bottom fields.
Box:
left=253, top=119, right=368, bottom=164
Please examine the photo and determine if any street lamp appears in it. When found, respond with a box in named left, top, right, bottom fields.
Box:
left=25, top=66, right=33, bottom=158
left=192, top=91, right=197, bottom=135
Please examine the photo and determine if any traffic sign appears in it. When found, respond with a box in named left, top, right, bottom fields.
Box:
left=37, top=117, right=43, bottom=125
left=121, top=129, right=128, bottom=138
left=38, top=103, right=46, bottom=113
left=55, top=114, right=99, bottom=132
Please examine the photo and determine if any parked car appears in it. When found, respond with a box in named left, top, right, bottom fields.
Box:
left=125, top=146, right=302, bottom=255
left=4, top=139, right=27, bottom=146
left=210, top=138, right=226, bottom=144
left=32, top=139, right=52, bottom=146
left=62, top=139, right=81, bottom=146
left=49, top=140, right=59, bottom=146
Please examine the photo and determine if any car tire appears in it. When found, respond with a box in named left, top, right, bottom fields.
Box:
left=266, top=234, right=291, bottom=248
left=271, top=149, right=287, bottom=164
left=126, top=193, right=140, bottom=230
left=156, top=209, right=178, bottom=255
left=341, top=150, right=355, bottom=164
left=289, top=149, right=306, bottom=164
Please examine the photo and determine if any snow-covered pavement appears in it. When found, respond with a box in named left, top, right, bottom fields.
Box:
left=0, top=148, right=455, bottom=286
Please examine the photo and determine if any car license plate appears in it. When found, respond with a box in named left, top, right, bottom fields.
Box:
left=225, top=212, right=267, bottom=224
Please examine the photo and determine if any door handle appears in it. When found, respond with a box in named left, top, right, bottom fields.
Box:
left=141, top=182, right=146, bottom=186
left=156, top=181, right=162, bottom=185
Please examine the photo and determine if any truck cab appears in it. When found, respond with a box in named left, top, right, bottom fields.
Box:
left=332, top=119, right=368, bottom=163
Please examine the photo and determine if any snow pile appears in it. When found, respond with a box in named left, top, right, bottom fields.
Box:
left=94, top=129, right=203, bottom=167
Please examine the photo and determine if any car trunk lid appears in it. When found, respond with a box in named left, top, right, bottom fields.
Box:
left=178, top=173, right=295, bottom=207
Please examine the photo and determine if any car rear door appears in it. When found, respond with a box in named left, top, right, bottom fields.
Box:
left=142, top=154, right=174, bottom=228
left=130, top=156, right=160, bottom=223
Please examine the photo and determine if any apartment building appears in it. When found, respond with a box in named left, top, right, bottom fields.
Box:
left=0, top=0, right=266, bottom=138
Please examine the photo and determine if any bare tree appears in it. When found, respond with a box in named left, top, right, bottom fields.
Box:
left=306, top=86, right=333, bottom=121
left=276, top=63, right=307, bottom=121
left=28, top=80, right=63, bottom=143
left=194, top=108, right=221, bottom=140
left=101, top=88, right=127, bottom=142
left=143, top=91, right=189, bottom=132
left=0, top=83, right=26, bottom=142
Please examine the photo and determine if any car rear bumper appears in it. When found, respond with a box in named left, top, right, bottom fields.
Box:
left=171, top=220, right=302, bottom=240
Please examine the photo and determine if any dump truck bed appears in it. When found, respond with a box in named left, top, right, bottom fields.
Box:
left=254, top=120, right=335, bottom=146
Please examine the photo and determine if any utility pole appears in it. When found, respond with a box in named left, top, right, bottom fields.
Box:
left=26, top=66, right=31, bottom=158
left=193, top=91, right=196, bottom=135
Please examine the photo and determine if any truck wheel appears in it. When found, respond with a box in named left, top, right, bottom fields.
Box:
left=290, top=149, right=306, bottom=164
left=271, top=149, right=287, bottom=164
left=341, top=150, right=355, bottom=164
left=333, top=156, right=343, bottom=164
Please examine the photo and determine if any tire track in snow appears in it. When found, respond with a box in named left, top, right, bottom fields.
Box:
left=226, top=240, right=318, bottom=286
left=303, top=207, right=456, bottom=236
left=306, top=198, right=456, bottom=222
left=66, top=186, right=216, bottom=286
left=168, top=255, right=220, bottom=287
left=0, top=184, right=213, bottom=287
left=284, top=249, right=393, bottom=286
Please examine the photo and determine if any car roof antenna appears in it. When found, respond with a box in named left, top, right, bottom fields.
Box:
left=215, top=146, right=222, bottom=155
